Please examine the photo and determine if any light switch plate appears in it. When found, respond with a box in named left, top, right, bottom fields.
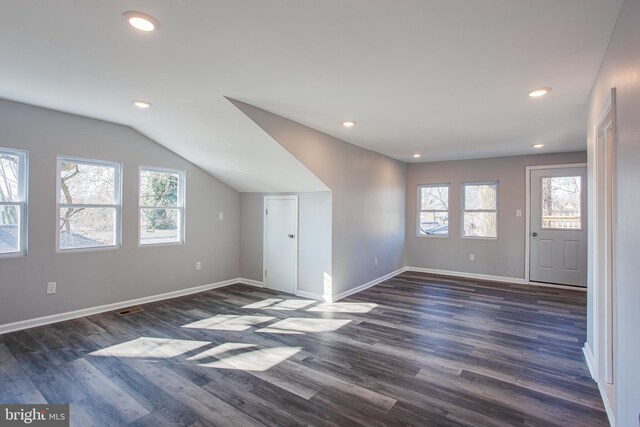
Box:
left=46, top=282, right=56, bottom=294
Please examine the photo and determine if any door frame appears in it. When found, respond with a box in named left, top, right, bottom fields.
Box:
left=524, top=163, right=588, bottom=284
left=592, top=88, right=617, bottom=392
left=263, top=195, right=299, bottom=294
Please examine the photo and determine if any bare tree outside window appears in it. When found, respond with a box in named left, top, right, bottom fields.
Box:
left=463, top=182, right=498, bottom=238
left=418, top=185, right=449, bottom=236
left=57, top=158, right=120, bottom=250
left=541, top=176, right=582, bottom=229
left=0, top=149, right=27, bottom=255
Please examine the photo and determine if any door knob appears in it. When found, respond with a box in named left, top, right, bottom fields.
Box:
left=288, top=234, right=295, bottom=238
left=531, top=232, right=538, bottom=237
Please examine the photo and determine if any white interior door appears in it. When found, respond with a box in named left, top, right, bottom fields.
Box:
left=530, top=167, right=587, bottom=286
left=263, top=196, right=298, bottom=294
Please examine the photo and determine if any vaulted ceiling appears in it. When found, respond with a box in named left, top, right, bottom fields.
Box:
left=0, top=1, right=623, bottom=191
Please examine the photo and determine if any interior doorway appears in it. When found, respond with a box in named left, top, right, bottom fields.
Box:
left=263, top=195, right=298, bottom=294
left=594, top=88, right=617, bottom=399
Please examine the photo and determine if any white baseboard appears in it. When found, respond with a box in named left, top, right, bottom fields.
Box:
left=0, top=277, right=259, bottom=335
left=582, top=344, right=616, bottom=427
left=237, top=278, right=264, bottom=288
left=405, top=266, right=527, bottom=285
left=598, top=381, right=616, bottom=427
left=333, top=267, right=408, bottom=302
left=582, top=344, right=598, bottom=381
left=295, top=290, right=325, bottom=301
left=405, top=267, right=587, bottom=292
left=528, top=281, right=587, bottom=291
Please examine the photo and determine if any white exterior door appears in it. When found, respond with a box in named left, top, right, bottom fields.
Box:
left=263, top=196, right=298, bottom=294
left=530, top=167, right=587, bottom=287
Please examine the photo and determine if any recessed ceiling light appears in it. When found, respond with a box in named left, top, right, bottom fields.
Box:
left=412, top=153, right=422, bottom=158
left=132, top=100, right=152, bottom=109
left=342, top=120, right=356, bottom=128
left=531, top=143, right=545, bottom=149
left=529, top=87, right=552, bottom=98
left=123, top=11, right=160, bottom=32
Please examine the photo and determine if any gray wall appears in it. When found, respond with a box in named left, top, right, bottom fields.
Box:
left=406, top=152, right=587, bottom=279
left=0, top=100, right=240, bottom=325
left=586, top=0, right=640, bottom=424
left=240, top=192, right=332, bottom=300
left=231, top=100, right=407, bottom=299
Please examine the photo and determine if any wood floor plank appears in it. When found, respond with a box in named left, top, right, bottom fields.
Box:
left=125, top=358, right=264, bottom=427
left=59, top=358, right=149, bottom=424
left=0, top=343, right=47, bottom=404
left=0, top=274, right=608, bottom=426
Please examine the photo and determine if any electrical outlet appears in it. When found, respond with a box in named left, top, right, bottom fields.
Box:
left=469, top=254, right=475, bottom=262
left=195, top=261, right=202, bottom=271
left=46, top=282, right=56, bottom=294
left=516, top=209, right=522, bottom=217
left=374, top=257, right=378, bottom=266
left=218, top=212, right=224, bottom=220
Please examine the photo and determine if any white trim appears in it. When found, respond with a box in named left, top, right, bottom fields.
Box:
left=583, top=344, right=597, bottom=381
left=416, top=183, right=450, bottom=238
left=598, top=381, right=616, bottom=427
left=0, top=147, right=29, bottom=258
left=295, top=290, right=324, bottom=301
left=138, top=166, right=186, bottom=247
left=528, top=281, right=587, bottom=292
left=524, top=163, right=588, bottom=283
left=0, top=278, right=259, bottom=335
left=237, top=278, right=264, bottom=288
left=406, top=266, right=527, bottom=285
left=56, top=155, right=123, bottom=253
left=461, top=181, right=499, bottom=239
left=406, top=266, right=587, bottom=291
left=592, top=88, right=617, bottom=390
left=333, top=267, right=408, bottom=302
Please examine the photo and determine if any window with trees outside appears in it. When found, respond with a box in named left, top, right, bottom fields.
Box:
left=541, top=176, right=582, bottom=230
left=139, top=167, right=185, bottom=245
left=417, top=184, right=449, bottom=236
left=57, top=157, right=121, bottom=251
left=0, top=147, right=28, bottom=257
left=462, top=181, right=498, bottom=238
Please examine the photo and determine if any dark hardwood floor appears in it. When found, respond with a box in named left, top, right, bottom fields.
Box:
left=0, top=272, right=607, bottom=426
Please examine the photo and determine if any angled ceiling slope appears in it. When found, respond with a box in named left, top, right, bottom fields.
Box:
left=0, top=1, right=623, bottom=192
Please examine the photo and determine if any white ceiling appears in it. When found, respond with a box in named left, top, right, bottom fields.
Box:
left=0, top=1, right=623, bottom=191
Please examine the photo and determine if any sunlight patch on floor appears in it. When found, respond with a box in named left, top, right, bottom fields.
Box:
left=196, top=346, right=302, bottom=371
left=181, top=315, right=275, bottom=331
left=89, top=337, right=210, bottom=359
left=256, top=318, right=351, bottom=334
left=242, top=298, right=283, bottom=309
left=187, top=342, right=256, bottom=361
left=307, top=302, right=378, bottom=313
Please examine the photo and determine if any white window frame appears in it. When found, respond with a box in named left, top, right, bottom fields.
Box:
left=461, top=180, right=499, bottom=240
left=417, top=184, right=449, bottom=238
left=56, top=156, right=122, bottom=253
left=0, top=147, right=28, bottom=258
left=138, top=166, right=186, bottom=247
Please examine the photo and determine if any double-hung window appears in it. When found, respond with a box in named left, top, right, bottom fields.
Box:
left=57, top=156, right=122, bottom=251
left=0, top=148, right=28, bottom=257
left=139, top=167, right=185, bottom=245
left=417, top=184, right=449, bottom=237
left=462, top=181, right=498, bottom=238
